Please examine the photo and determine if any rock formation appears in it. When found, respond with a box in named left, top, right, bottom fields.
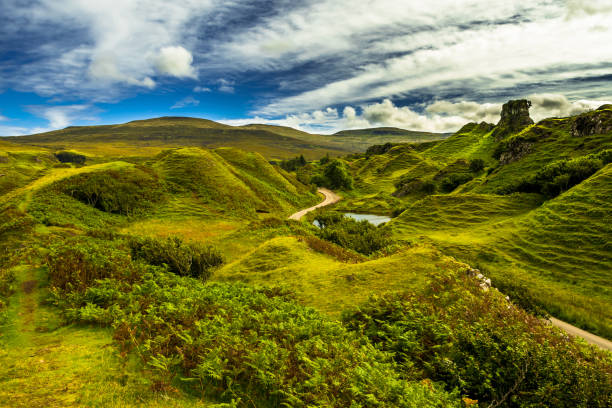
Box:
left=491, top=99, right=534, bottom=140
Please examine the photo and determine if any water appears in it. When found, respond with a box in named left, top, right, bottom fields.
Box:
left=344, top=213, right=391, bottom=226
left=313, top=213, right=391, bottom=227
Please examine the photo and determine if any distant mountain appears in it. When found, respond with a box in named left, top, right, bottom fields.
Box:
left=330, top=127, right=451, bottom=151
left=4, top=118, right=454, bottom=159
left=5, top=116, right=349, bottom=160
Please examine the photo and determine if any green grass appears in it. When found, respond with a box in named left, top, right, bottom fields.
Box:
left=0, top=264, right=210, bottom=407
left=216, top=237, right=467, bottom=316
left=6, top=116, right=351, bottom=160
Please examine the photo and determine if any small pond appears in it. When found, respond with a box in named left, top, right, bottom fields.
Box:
left=314, top=213, right=391, bottom=227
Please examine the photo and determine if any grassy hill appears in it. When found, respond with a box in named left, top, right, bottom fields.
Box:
left=330, top=127, right=450, bottom=151
left=5, top=117, right=350, bottom=160
left=335, top=101, right=612, bottom=339
left=1, top=104, right=611, bottom=407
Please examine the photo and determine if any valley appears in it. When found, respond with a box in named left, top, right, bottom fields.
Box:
left=1, top=101, right=611, bottom=407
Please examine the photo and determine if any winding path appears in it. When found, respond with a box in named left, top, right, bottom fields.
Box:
left=289, top=188, right=611, bottom=351
left=549, top=317, right=612, bottom=351
left=289, top=188, right=341, bottom=220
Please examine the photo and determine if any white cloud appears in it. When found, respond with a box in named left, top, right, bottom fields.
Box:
left=171, top=96, right=200, bottom=110
left=566, top=0, right=612, bottom=19
left=0, top=125, right=29, bottom=136
left=0, top=113, right=7, bottom=121
left=193, top=86, right=211, bottom=93
left=154, top=46, right=197, bottom=79
left=221, top=94, right=611, bottom=135
left=26, top=104, right=93, bottom=133
left=217, top=79, right=235, bottom=93
left=426, top=101, right=502, bottom=123
left=528, top=93, right=611, bottom=121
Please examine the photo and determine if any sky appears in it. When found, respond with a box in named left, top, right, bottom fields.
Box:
left=0, top=0, right=611, bottom=136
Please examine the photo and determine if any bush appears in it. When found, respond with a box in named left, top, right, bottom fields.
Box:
left=440, top=173, right=473, bottom=193
left=55, top=150, right=86, bottom=164
left=314, top=213, right=392, bottom=255
left=46, top=238, right=143, bottom=293
left=298, top=235, right=366, bottom=263
left=0, top=268, right=16, bottom=325
left=516, top=152, right=607, bottom=197
left=469, top=158, right=485, bottom=172
left=55, top=268, right=460, bottom=407
left=342, top=271, right=612, bottom=408
left=59, top=167, right=165, bottom=216
left=279, top=155, right=307, bottom=171
left=322, top=159, right=353, bottom=190
left=365, top=142, right=397, bottom=157
left=128, top=236, right=223, bottom=280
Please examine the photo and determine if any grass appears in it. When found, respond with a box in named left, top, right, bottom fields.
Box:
left=0, top=264, right=210, bottom=407
left=215, top=236, right=467, bottom=316
left=7, top=116, right=351, bottom=160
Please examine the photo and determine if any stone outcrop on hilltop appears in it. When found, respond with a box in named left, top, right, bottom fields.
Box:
left=570, top=104, right=612, bottom=137
left=491, top=99, right=534, bottom=140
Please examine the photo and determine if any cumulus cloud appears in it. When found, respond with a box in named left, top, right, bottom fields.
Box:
left=528, top=93, right=611, bottom=121
left=426, top=101, right=502, bottom=123
left=89, top=52, right=155, bottom=88
left=171, top=96, right=200, bottom=110
left=154, top=46, right=197, bottom=79
left=223, top=93, right=610, bottom=134
left=566, top=0, right=612, bottom=19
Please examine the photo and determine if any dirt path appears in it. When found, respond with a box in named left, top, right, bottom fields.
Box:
left=289, top=188, right=341, bottom=220
left=549, top=317, right=612, bottom=351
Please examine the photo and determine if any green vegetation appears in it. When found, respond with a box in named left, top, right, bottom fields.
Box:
left=314, top=213, right=392, bottom=255
left=128, top=236, right=223, bottom=279
left=1, top=104, right=611, bottom=406
left=55, top=150, right=86, bottom=164
left=344, top=273, right=612, bottom=408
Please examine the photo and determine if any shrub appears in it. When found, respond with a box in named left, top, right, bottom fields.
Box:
left=314, top=213, right=392, bottom=255
left=46, top=238, right=142, bottom=292
left=128, top=236, right=223, bottom=280
left=56, top=269, right=460, bottom=407
left=55, top=150, right=86, bottom=164
left=0, top=268, right=16, bottom=325
left=440, top=173, right=473, bottom=193
left=322, top=159, right=353, bottom=190
left=516, top=152, right=606, bottom=197
left=366, top=142, right=397, bottom=157
left=342, top=271, right=612, bottom=408
left=469, top=158, right=485, bottom=172
left=298, top=235, right=366, bottom=263
left=279, top=155, right=307, bottom=171
left=59, top=167, right=165, bottom=216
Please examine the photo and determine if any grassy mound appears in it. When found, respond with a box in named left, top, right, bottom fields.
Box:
left=155, top=148, right=316, bottom=216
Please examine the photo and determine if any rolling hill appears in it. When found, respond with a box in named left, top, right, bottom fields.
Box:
left=336, top=100, right=612, bottom=338
left=4, top=117, right=452, bottom=159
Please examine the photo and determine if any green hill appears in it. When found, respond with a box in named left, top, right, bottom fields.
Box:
left=336, top=100, right=612, bottom=338
left=5, top=117, right=350, bottom=160
left=1, top=104, right=611, bottom=407
left=330, top=127, right=450, bottom=151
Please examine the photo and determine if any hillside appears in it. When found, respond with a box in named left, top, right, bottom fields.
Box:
left=1, top=105, right=611, bottom=407
left=330, top=126, right=450, bottom=151
left=5, top=117, right=350, bottom=160
left=5, top=119, right=452, bottom=159
left=335, top=100, right=612, bottom=339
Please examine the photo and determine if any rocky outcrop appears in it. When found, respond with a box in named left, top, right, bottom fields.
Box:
left=570, top=108, right=612, bottom=138
left=491, top=99, right=534, bottom=140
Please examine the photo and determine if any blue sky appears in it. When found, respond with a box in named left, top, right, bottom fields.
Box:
left=1, top=0, right=611, bottom=135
